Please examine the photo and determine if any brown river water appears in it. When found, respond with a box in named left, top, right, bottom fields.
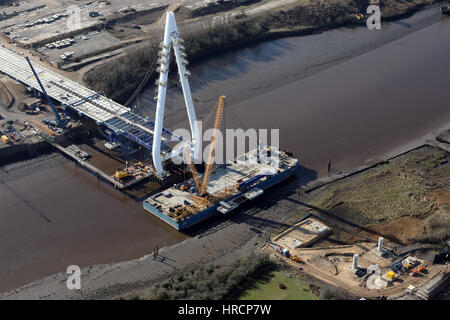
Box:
left=1, top=5, right=449, bottom=291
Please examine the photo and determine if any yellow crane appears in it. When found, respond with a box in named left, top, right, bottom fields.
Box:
left=184, top=147, right=202, bottom=194
left=185, top=95, right=225, bottom=197
left=200, top=95, right=225, bottom=196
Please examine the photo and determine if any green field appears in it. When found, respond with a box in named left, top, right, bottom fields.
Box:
left=239, top=271, right=317, bottom=300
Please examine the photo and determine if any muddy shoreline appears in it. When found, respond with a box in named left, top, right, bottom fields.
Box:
left=0, top=140, right=51, bottom=164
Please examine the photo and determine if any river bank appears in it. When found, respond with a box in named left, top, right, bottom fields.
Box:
left=83, top=0, right=446, bottom=103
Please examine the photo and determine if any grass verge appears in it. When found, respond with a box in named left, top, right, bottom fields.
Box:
left=238, top=270, right=317, bottom=300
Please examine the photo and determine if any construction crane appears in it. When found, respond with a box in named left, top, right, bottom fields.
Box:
left=184, top=147, right=202, bottom=194
left=185, top=95, right=225, bottom=197
left=25, top=57, right=67, bottom=127
left=199, top=95, right=225, bottom=196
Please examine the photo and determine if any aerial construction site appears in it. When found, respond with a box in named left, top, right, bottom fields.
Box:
left=0, top=9, right=299, bottom=231
left=0, top=0, right=449, bottom=303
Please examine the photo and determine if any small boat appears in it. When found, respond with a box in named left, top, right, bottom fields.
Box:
left=441, top=6, right=450, bottom=16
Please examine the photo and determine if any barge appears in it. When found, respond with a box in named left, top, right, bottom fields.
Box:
left=143, top=147, right=298, bottom=230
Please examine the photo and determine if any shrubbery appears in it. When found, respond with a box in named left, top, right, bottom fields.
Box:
left=149, top=254, right=272, bottom=300
left=319, top=283, right=354, bottom=300
left=267, top=0, right=359, bottom=29
left=413, top=210, right=450, bottom=244
left=84, top=40, right=160, bottom=101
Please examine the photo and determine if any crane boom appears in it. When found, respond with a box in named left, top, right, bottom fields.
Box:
left=185, top=147, right=202, bottom=193
left=199, top=95, right=225, bottom=196
left=25, top=57, right=65, bottom=127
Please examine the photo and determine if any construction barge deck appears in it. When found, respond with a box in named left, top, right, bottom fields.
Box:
left=143, top=147, right=298, bottom=230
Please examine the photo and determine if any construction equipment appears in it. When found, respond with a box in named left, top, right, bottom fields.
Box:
left=290, top=255, right=303, bottom=263
left=25, top=57, right=68, bottom=128
left=1, top=135, right=9, bottom=143
left=418, top=266, right=427, bottom=273
left=184, top=147, right=202, bottom=194
left=115, top=167, right=130, bottom=180
left=199, top=95, right=225, bottom=196
left=30, top=120, right=55, bottom=136
left=184, top=95, right=225, bottom=197
left=386, top=270, right=395, bottom=280
left=236, top=174, right=267, bottom=190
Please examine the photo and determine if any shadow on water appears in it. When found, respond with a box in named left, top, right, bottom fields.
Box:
left=0, top=169, right=52, bottom=223
left=183, top=165, right=318, bottom=238
left=194, top=39, right=296, bottom=86
left=123, top=182, right=163, bottom=202
left=392, top=20, right=412, bottom=28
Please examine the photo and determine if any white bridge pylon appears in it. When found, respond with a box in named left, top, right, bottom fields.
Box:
left=152, top=11, right=200, bottom=176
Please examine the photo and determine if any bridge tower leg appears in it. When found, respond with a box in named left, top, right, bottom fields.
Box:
left=151, top=11, right=200, bottom=177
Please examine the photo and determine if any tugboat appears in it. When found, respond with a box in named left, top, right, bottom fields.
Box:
left=441, top=6, right=450, bottom=16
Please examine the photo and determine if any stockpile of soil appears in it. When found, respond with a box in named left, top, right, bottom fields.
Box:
left=0, top=79, right=28, bottom=112
left=311, top=254, right=338, bottom=275
left=367, top=216, right=426, bottom=244
left=0, top=80, right=14, bottom=109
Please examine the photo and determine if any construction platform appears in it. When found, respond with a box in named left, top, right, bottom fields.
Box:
left=273, top=218, right=331, bottom=249
left=144, top=147, right=299, bottom=230
left=110, top=161, right=155, bottom=188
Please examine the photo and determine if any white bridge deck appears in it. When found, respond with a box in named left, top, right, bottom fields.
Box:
left=0, top=46, right=180, bottom=158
